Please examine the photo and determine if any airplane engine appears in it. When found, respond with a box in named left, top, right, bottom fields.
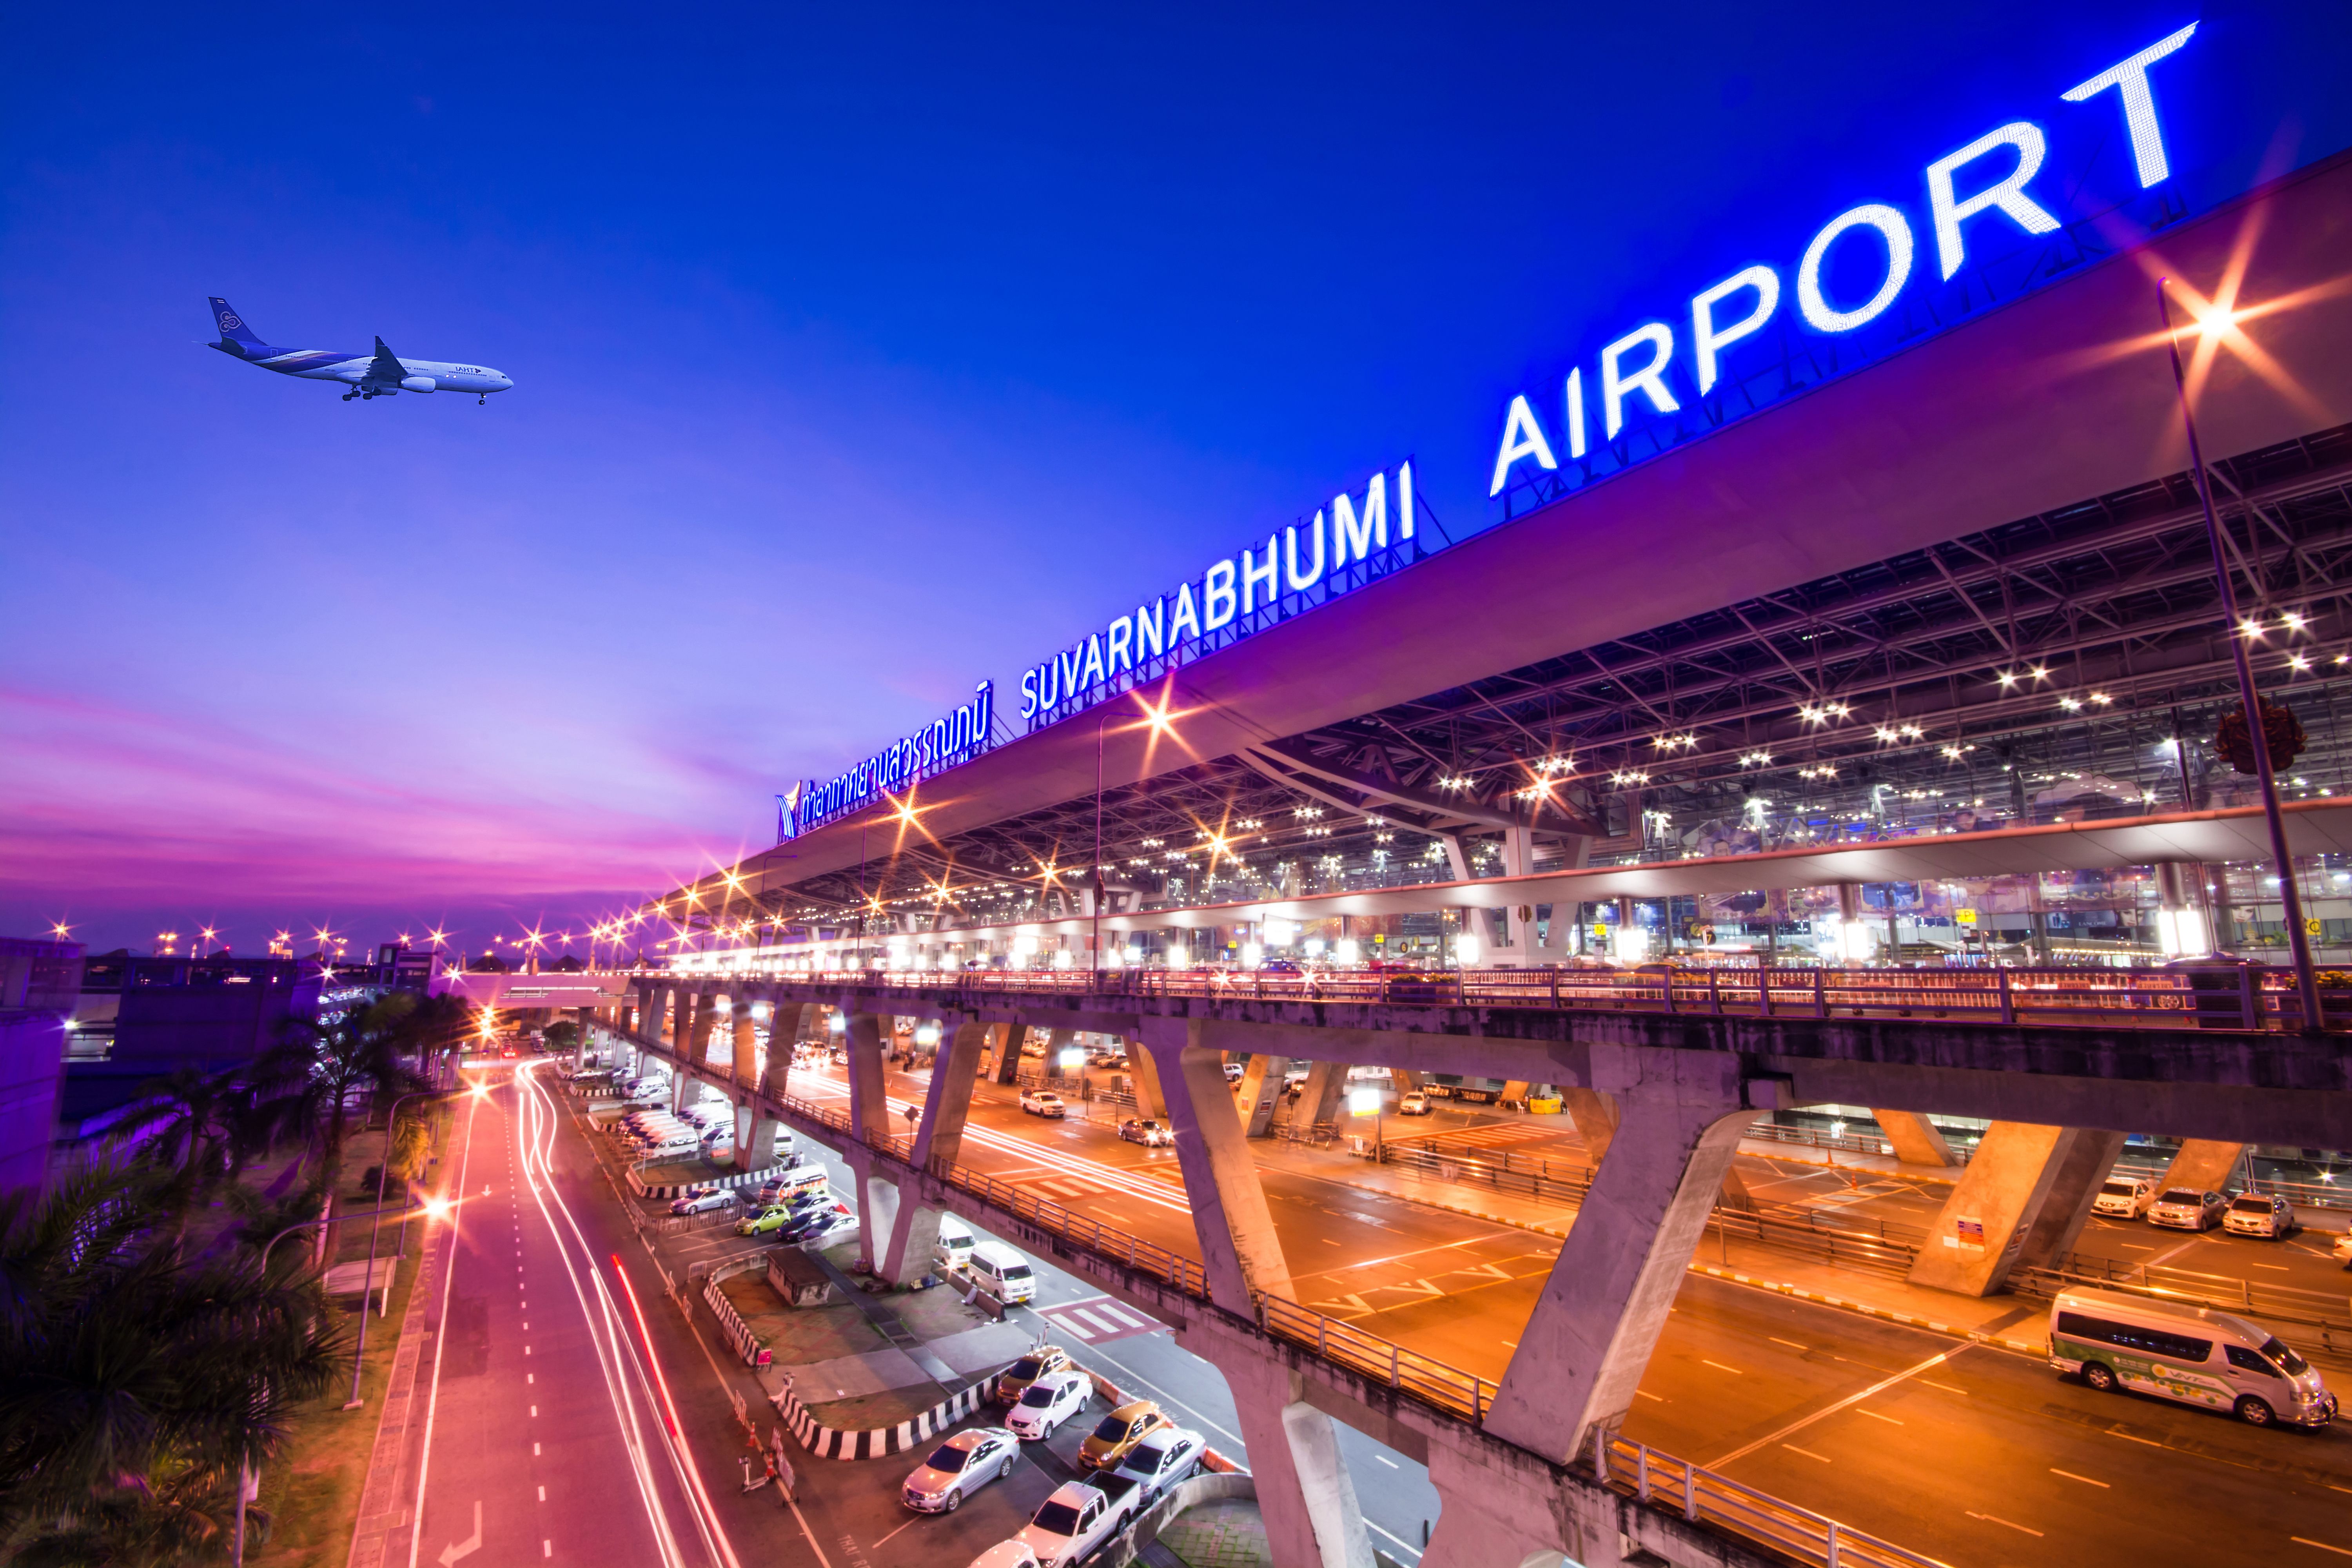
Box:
left=400, top=375, right=437, bottom=393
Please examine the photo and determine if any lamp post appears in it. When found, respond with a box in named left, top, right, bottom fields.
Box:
left=2157, top=281, right=2325, bottom=1033
left=231, top=1212, right=350, bottom=1568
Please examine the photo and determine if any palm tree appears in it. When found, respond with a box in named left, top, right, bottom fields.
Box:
left=110, top=1068, right=238, bottom=1225
left=0, top=1161, right=343, bottom=1562
left=265, top=995, right=428, bottom=1191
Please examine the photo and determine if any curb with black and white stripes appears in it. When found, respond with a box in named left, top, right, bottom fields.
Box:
left=770, top=1369, right=1003, bottom=1459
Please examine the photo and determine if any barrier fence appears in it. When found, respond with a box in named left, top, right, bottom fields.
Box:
left=1595, top=1433, right=1953, bottom=1568
left=639, top=959, right=2350, bottom=1033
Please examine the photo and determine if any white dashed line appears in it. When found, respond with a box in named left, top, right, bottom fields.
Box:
left=1702, top=1360, right=1744, bottom=1375
left=1967, top=1511, right=2043, bottom=1537
left=2051, top=1468, right=2109, bottom=1488
left=1781, top=1444, right=1831, bottom=1463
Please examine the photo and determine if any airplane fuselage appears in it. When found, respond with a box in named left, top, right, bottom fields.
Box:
left=210, top=341, right=512, bottom=396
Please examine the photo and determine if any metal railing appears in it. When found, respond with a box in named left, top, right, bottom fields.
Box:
left=1596, top=1433, right=1952, bottom=1568
left=2012, top=1259, right=2352, bottom=1354
left=659, top=960, right=2350, bottom=1032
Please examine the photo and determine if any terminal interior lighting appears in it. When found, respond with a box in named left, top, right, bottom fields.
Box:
left=1335, top=938, right=1360, bottom=966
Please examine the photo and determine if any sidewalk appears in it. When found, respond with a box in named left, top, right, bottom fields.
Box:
left=1255, top=1138, right=2053, bottom=1356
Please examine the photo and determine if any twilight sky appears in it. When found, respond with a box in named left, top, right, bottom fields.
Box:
left=4, top=2, right=2342, bottom=956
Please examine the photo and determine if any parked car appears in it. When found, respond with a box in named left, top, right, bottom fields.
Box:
left=753, top=1167, right=824, bottom=1207
left=2223, top=1192, right=2299, bottom=1239
left=1020, top=1089, right=1066, bottom=1119
left=1396, top=1093, right=1431, bottom=1116
left=1087, top=1050, right=1125, bottom=1069
left=1117, top=1118, right=1172, bottom=1147
left=1107, top=1425, right=1206, bottom=1502
left=1221, top=1062, right=1244, bottom=1083
left=737, top=1203, right=804, bottom=1237
left=963, top=1544, right=1042, bottom=1568
left=780, top=1204, right=857, bottom=1246
left=669, top=1187, right=737, bottom=1216
left=1076, top=1399, right=1170, bottom=1472
left=1005, top=1369, right=1092, bottom=1440
left=901, top=1426, right=1020, bottom=1513
left=2092, top=1177, right=2156, bottom=1219
left=1013, top=1478, right=1146, bottom=1568
left=995, top=1347, right=1074, bottom=1405
left=2148, top=1187, right=2229, bottom=1230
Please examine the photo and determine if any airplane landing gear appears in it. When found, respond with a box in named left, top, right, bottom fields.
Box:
left=341, top=391, right=358, bottom=401
left=477, top=394, right=486, bottom=405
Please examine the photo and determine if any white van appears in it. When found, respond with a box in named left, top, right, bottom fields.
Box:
left=934, top=1216, right=976, bottom=1275
left=969, top=1241, right=1037, bottom=1305
left=2049, top=1287, right=2337, bottom=1428
left=638, top=1129, right=699, bottom=1157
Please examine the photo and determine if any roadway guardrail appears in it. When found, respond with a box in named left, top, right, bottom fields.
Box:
left=641, top=959, right=2351, bottom=1033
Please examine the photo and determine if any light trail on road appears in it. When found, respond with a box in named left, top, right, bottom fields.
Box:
left=513, top=1062, right=742, bottom=1568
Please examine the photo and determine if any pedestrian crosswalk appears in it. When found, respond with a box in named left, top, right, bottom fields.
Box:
left=1037, top=1296, right=1162, bottom=1345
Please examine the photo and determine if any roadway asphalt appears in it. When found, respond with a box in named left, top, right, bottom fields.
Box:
left=757, top=1054, right=2352, bottom=1568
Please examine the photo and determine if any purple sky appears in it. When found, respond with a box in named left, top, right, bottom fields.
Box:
left=4, top=3, right=2329, bottom=956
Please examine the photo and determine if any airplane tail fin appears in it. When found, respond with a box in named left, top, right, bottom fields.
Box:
left=207, top=297, right=265, bottom=352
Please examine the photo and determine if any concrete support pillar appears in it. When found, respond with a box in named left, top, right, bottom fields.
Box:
left=1212, top=1355, right=1375, bottom=1568
left=1127, top=1037, right=1168, bottom=1119
left=843, top=1011, right=894, bottom=1145
left=1485, top=1059, right=1759, bottom=1462
left=687, top=991, right=717, bottom=1064
left=1299, top=1060, right=1349, bottom=1130
left=730, top=1002, right=756, bottom=1084
left=668, top=987, right=689, bottom=1045
left=760, top=1006, right=802, bottom=1101
left=880, top=1020, right=989, bottom=1284
left=1235, top=1054, right=1290, bottom=1138
left=1045, top=1026, right=1075, bottom=1077
left=990, top=1023, right=1024, bottom=1085
left=1873, top=1109, right=1959, bottom=1167
left=1139, top=1018, right=1293, bottom=1312
left=2160, top=1138, right=2246, bottom=1193
left=1560, top=1087, right=1620, bottom=1165
left=1908, top=1123, right=2129, bottom=1296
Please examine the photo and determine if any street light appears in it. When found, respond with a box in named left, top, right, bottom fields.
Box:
left=2158, top=280, right=2325, bottom=1033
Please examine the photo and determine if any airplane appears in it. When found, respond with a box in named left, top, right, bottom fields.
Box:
left=203, top=297, right=514, bottom=403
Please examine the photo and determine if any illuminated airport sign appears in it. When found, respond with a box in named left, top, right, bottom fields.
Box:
left=1018, top=462, right=1423, bottom=729
left=780, top=682, right=995, bottom=839
left=1489, top=24, right=2203, bottom=513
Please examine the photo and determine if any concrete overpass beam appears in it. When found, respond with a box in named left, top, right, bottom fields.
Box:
left=1141, top=1018, right=1294, bottom=1313
left=1485, top=1060, right=1757, bottom=1463
left=1873, top=1109, right=1959, bottom=1167
left=1215, top=1355, right=1375, bottom=1568
left=2159, top=1138, right=2246, bottom=1193
left=1907, top=1122, right=2128, bottom=1296
left=881, top=1019, right=989, bottom=1284
left=1236, top=1053, right=1290, bottom=1138
left=1561, top=1087, right=1620, bottom=1163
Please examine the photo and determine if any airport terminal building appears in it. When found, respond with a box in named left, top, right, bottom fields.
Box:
left=650, top=25, right=2352, bottom=989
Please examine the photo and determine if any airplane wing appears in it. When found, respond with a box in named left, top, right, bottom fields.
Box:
left=361, top=336, right=406, bottom=388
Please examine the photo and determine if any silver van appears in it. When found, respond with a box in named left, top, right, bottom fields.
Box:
left=2049, top=1286, right=2336, bottom=1428
left=934, top=1216, right=976, bottom=1275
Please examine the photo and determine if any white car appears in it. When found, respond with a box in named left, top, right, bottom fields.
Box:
left=1020, top=1090, right=1066, bottom=1119
left=1014, top=1480, right=1143, bottom=1568
left=2148, top=1187, right=2227, bottom=1230
left=1108, top=1425, right=1206, bottom=1502
left=668, top=1187, right=736, bottom=1216
left=2223, top=1192, right=2299, bottom=1239
left=2092, top=1177, right=2155, bottom=1218
left=901, top=1426, right=1019, bottom=1513
left=963, top=1545, right=1042, bottom=1568
left=1006, top=1368, right=1091, bottom=1440
left=1396, top=1093, right=1431, bottom=1116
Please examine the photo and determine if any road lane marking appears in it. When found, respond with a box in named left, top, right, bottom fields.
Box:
left=1702, top=1360, right=1744, bottom=1375
left=1635, top=1390, right=1665, bottom=1402
left=1709, top=1347, right=1962, bottom=1468
left=2297, top=1538, right=2352, bottom=1557
left=872, top=1517, right=919, bottom=1549
left=2252, top=1263, right=2290, bottom=1271
left=1781, top=1444, right=1831, bottom=1463
left=2050, top=1468, right=2109, bottom=1488
left=1768, top=1337, right=1809, bottom=1351
left=2147, top=1236, right=2207, bottom=1266
left=538, top=1486, right=546, bottom=1501
left=1967, top=1510, right=2043, bottom=1537
left=1920, top=1380, right=1968, bottom=1396
left=2103, top=1428, right=2163, bottom=1446
left=1375, top=1454, right=1400, bottom=1468
left=1853, top=1408, right=1903, bottom=1425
